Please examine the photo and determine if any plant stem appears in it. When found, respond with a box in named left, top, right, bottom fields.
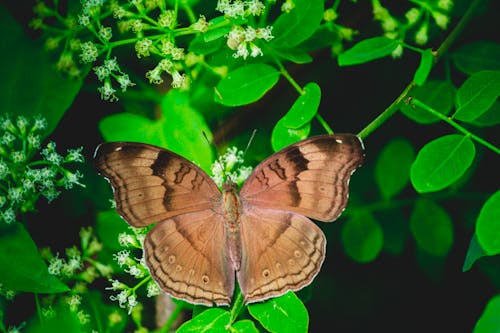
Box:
left=410, top=98, right=500, bottom=154
left=229, top=289, right=244, bottom=323
left=157, top=302, right=184, bottom=333
left=357, top=0, right=484, bottom=140
left=357, top=83, right=415, bottom=140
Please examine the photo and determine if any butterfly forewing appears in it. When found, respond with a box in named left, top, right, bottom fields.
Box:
left=94, top=142, right=221, bottom=227
left=237, top=206, right=326, bottom=304
left=144, top=209, right=234, bottom=306
left=240, top=134, right=364, bottom=222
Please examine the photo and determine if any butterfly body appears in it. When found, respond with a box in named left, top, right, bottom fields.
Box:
left=221, top=180, right=243, bottom=271
left=95, top=134, right=364, bottom=306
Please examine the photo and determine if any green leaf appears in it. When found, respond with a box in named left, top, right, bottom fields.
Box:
left=471, top=100, right=500, bottom=127
left=282, top=82, right=321, bottom=128
left=177, top=308, right=231, bottom=333
left=410, top=134, right=476, bottom=193
left=414, top=49, right=434, bottom=86
left=375, top=138, right=415, bottom=199
left=475, top=190, right=500, bottom=256
left=271, top=0, right=324, bottom=48
left=342, top=213, right=383, bottom=263
left=452, top=41, right=500, bottom=75
left=0, top=223, right=69, bottom=293
left=473, top=294, right=500, bottom=333
left=463, top=233, right=487, bottom=272
left=25, top=300, right=83, bottom=333
left=271, top=118, right=311, bottom=152
left=338, top=37, right=399, bottom=66
left=0, top=6, right=84, bottom=138
left=215, top=64, right=280, bottom=106
left=99, top=90, right=214, bottom=171
left=248, top=291, right=309, bottom=333
left=400, top=80, right=455, bottom=124
left=410, top=199, right=454, bottom=257
left=96, top=210, right=130, bottom=251
left=232, top=320, right=259, bottom=333
left=454, top=70, right=500, bottom=122
left=160, top=90, right=214, bottom=171
left=189, top=33, right=224, bottom=55
left=272, top=48, right=313, bottom=64
left=203, top=17, right=232, bottom=42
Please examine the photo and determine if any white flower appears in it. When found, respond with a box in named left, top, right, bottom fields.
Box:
left=246, top=0, right=265, bottom=16
left=125, top=265, right=144, bottom=278
left=113, top=250, right=130, bottom=267
left=127, top=295, right=138, bottom=314
left=146, top=282, right=161, bottom=297
left=110, top=290, right=129, bottom=308
left=135, top=39, right=153, bottom=58
left=79, top=41, right=99, bottom=63
left=192, top=15, right=209, bottom=32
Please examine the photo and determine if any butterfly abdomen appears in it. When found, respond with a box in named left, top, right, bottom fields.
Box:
left=222, top=181, right=243, bottom=272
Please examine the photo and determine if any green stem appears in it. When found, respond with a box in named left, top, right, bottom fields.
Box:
left=229, top=289, right=244, bottom=323
left=357, top=83, right=415, bottom=140
left=315, top=113, right=334, bottom=134
left=157, top=302, right=184, bottom=333
left=410, top=98, right=500, bottom=155
left=357, top=0, right=483, bottom=140
left=34, top=293, right=43, bottom=323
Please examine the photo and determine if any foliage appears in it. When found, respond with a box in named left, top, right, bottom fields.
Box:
left=0, top=0, right=499, bottom=332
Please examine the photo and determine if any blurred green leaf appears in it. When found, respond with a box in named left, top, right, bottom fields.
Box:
left=410, top=134, right=475, bottom=193
left=215, top=64, right=280, bottom=106
left=454, top=70, right=500, bottom=122
left=475, top=190, right=500, bottom=256
left=410, top=199, right=453, bottom=257
left=282, top=82, right=321, bottom=128
left=414, top=49, right=434, bottom=86
left=160, top=90, right=214, bottom=171
left=189, top=33, right=224, bottom=55
left=401, top=80, right=455, bottom=124
left=25, top=300, right=82, bottom=333
left=342, top=213, right=383, bottom=263
left=378, top=209, right=408, bottom=256
left=338, top=37, right=399, bottom=66
left=248, top=291, right=308, bottom=333
left=99, top=90, right=213, bottom=171
left=375, top=138, right=415, bottom=199
left=271, top=0, right=323, bottom=48
left=463, top=233, right=488, bottom=272
left=0, top=6, right=84, bottom=138
left=452, top=41, right=500, bottom=75
left=272, top=48, right=313, bottom=64
left=203, top=17, right=232, bottom=42
left=96, top=210, right=129, bottom=251
left=232, top=320, right=258, bottom=333
left=271, top=118, right=311, bottom=152
left=473, top=294, right=500, bottom=333
left=471, top=101, right=500, bottom=127
left=177, top=308, right=231, bottom=332
left=0, top=223, right=69, bottom=293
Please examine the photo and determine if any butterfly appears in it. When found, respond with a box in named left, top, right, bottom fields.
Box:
left=94, top=134, right=364, bottom=306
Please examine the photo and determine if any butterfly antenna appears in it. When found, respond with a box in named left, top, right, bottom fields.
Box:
left=202, top=130, right=230, bottom=183
left=242, top=129, right=257, bottom=161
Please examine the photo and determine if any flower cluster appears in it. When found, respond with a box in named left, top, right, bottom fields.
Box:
left=211, top=146, right=253, bottom=188
left=107, top=226, right=159, bottom=315
left=216, top=0, right=274, bottom=59
left=94, top=58, right=135, bottom=101
left=45, top=227, right=109, bottom=282
left=0, top=115, right=85, bottom=224
left=372, top=0, right=454, bottom=56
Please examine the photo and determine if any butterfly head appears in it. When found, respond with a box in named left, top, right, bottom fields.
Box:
left=221, top=178, right=238, bottom=193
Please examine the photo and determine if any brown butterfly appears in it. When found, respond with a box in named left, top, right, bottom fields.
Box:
left=94, top=134, right=364, bottom=306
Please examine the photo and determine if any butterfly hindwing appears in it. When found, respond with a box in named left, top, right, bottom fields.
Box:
left=237, top=206, right=326, bottom=304
left=94, top=142, right=221, bottom=227
left=240, top=134, right=364, bottom=222
left=144, top=209, right=234, bottom=306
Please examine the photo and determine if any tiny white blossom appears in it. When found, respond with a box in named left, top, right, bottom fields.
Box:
left=158, top=10, right=176, bottom=28
left=48, top=254, right=64, bottom=275
left=67, top=294, right=81, bottom=311
left=127, top=295, right=138, bottom=314
left=2, top=208, right=16, bottom=224
left=146, top=281, right=161, bottom=297
left=405, top=8, right=421, bottom=25
left=118, top=232, right=135, bottom=247
left=80, top=41, right=99, bottom=63
left=117, top=74, right=135, bottom=92
left=98, top=81, right=118, bottom=101
left=171, top=71, right=188, bottom=89
left=250, top=43, right=263, bottom=57
left=99, top=26, right=112, bottom=41
left=146, top=66, right=163, bottom=84
left=415, top=24, right=428, bottom=45
left=246, top=0, right=265, bottom=16
left=135, top=39, right=153, bottom=58
left=192, top=15, right=209, bottom=32
left=234, top=43, right=249, bottom=59
left=78, top=14, right=90, bottom=26
left=125, top=265, right=144, bottom=278
left=432, top=11, right=449, bottom=29
left=256, top=26, right=274, bottom=41
left=110, top=290, right=129, bottom=308
left=113, top=250, right=130, bottom=267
